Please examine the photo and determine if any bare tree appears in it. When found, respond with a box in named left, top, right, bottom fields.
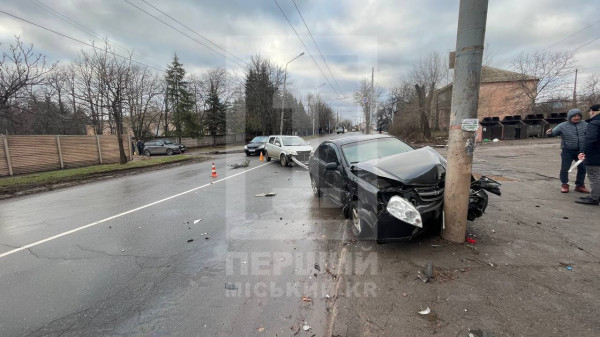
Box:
left=0, top=36, right=56, bottom=133
left=581, top=73, right=600, bottom=111
left=510, top=50, right=576, bottom=112
left=126, top=64, right=162, bottom=140
left=84, top=42, right=134, bottom=163
left=409, top=51, right=450, bottom=138
left=354, top=78, right=383, bottom=134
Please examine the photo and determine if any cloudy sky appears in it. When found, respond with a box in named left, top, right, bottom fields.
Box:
left=2, top=0, right=599, bottom=122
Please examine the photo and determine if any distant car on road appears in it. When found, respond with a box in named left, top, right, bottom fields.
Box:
left=244, top=136, right=268, bottom=156
left=264, top=135, right=313, bottom=167
left=308, top=134, right=501, bottom=242
left=143, top=140, right=186, bottom=156
left=336, top=127, right=345, bottom=134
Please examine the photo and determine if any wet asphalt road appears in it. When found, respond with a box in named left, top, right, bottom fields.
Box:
left=0, top=133, right=351, bottom=337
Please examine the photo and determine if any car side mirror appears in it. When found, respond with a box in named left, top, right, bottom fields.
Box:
left=325, top=162, right=338, bottom=170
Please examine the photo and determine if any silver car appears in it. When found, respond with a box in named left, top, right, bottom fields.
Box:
left=264, top=135, right=313, bottom=167
left=143, top=140, right=186, bottom=156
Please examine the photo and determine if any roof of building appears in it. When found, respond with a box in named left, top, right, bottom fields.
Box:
left=437, top=66, right=539, bottom=92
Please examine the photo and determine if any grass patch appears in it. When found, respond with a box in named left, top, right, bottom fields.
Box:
left=0, top=155, right=198, bottom=191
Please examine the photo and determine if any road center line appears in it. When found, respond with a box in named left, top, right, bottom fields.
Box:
left=0, top=161, right=273, bottom=259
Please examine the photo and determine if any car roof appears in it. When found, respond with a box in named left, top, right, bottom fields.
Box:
left=326, top=134, right=396, bottom=146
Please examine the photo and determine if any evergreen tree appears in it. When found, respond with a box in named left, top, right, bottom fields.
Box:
left=165, top=54, right=196, bottom=141
left=205, top=82, right=227, bottom=135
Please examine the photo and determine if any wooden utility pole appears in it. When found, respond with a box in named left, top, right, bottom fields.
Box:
left=442, top=0, right=489, bottom=243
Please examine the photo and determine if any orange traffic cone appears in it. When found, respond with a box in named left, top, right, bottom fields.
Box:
left=211, top=163, right=218, bottom=178
left=259, top=151, right=264, bottom=162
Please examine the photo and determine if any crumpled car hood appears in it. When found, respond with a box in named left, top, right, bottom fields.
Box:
left=355, top=146, right=446, bottom=185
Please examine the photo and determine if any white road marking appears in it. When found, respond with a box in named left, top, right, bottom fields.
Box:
left=0, top=161, right=272, bottom=259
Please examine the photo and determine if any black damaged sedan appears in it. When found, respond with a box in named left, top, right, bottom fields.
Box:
left=308, top=135, right=500, bottom=242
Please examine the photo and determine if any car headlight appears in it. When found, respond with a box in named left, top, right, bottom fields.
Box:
left=386, top=195, right=422, bottom=228
left=244, top=145, right=248, bottom=149
left=289, top=150, right=298, bottom=155
left=258, top=145, right=265, bottom=149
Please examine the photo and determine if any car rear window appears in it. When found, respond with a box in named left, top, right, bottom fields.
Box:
left=251, top=136, right=268, bottom=143
left=281, top=136, right=306, bottom=146
left=341, top=138, right=413, bottom=164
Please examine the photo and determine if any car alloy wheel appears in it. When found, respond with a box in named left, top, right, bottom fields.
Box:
left=265, top=151, right=271, bottom=161
left=310, top=175, right=321, bottom=197
left=144, top=149, right=151, bottom=156
left=166, top=148, right=173, bottom=155
left=280, top=154, right=288, bottom=167
left=351, top=205, right=362, bottom=237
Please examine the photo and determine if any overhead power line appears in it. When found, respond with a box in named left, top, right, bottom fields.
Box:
left=545, top=19, right=600, bottom=50
left=123, top=0, right=245, bottom=68
left=571, top=34, right=600, bottom=53
left=139, top=0, right=245, bottom=64
left=0, top=10, right=165, bottom=72
left=291, top=0, right=344, bottom=97
left=272, top=0, right=341, bottom=97
left=30, top=0, right=164, bottom=70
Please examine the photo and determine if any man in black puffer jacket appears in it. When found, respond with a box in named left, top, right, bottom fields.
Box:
left=576, top=104, right=600, bottom=205
left=546, top=109, right=589, bottom=193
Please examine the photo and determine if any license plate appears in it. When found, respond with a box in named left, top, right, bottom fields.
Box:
left=248, top=149, right=255, bottom=152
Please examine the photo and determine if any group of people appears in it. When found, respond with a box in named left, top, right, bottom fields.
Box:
left=131, top=139, right=145, bottom=156
left=547, top=104, right=600, bottom=205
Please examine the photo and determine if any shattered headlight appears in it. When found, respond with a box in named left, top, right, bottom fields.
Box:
left=386, top=195, right=422, bottom=228
left=289, top=150, right=298, bottom=155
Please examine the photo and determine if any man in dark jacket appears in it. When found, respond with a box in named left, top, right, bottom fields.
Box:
left=546, top=109, right=589, bottom=193
left=576, top=104, right=600, bottom=205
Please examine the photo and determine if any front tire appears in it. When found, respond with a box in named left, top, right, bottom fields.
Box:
left=350, top=202, right=370, bottom=238
left=265, top=150, right=271, bottom=161
left=280, top=154, right=288, bottom=167
left=143, top=149, right=151, bottom=156
left=166, top=148, right=173, bottom=155
left=310, top=174, right=321, bottom=197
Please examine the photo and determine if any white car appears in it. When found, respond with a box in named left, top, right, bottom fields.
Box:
left=264, top=135, right=313, bottom=167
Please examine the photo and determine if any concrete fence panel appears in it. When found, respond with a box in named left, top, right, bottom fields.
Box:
left=0, top=135, right=129, bottom=176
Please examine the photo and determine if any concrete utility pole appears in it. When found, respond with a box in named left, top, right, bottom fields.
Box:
left=442, top=0, right=489, bottom=243
left=573, top=68, right=578, bottom=108
left=367, top=67, right=374, bottom=134
left=280, top=52, right=304, bottom=135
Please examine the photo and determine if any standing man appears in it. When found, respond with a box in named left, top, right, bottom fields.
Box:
left=576, top=104, right=600, bottom=205
left=546, top=109, right=589, bottom=193
left=137, top=139, right=144, bottom=156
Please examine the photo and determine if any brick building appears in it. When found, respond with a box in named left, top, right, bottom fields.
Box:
left=433, top=66, right=539, bottom=134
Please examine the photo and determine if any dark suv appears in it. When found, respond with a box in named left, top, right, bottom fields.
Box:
left=143, top=140, right=186, bottom=156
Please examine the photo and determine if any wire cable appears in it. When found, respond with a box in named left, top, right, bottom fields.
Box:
left=0, top=10, right=165, bottom=72
left=30, top=0, right=164, bottom=70
left=139, top=0, right=245, bottom=64
left=545, top=19, right=600, bottom=50
left=291, top=0, right=344, bottom=97
left=123, top=0, right=245, bottom=68
left=272, top=0, right=340, bottom=97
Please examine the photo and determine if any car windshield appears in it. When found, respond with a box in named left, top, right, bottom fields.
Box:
left=342, top=138, right=414, bottom=164
left=251, top=136, right=268, bottom=143
left=282, top=136, right=306, bottom=146
left=163, top=140, right=173, bottom=145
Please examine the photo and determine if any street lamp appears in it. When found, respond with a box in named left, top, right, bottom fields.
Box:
left=312, top=82, right=326, bottom=135
left=280, top=52, right=304, bottom=135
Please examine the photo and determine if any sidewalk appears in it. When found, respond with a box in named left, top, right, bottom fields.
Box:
left=330, top=139, right=600, bottom=336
